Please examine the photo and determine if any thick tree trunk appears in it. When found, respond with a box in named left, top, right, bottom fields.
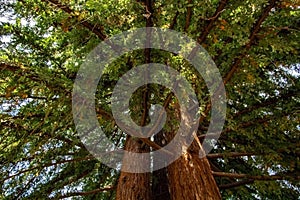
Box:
left=152, top=167, right=171, bottom=200
left=167, top=140, right=221, bottom=200
left=152, top=131, right=171, bottom=200
left=116, top=137, right=151, bottom=200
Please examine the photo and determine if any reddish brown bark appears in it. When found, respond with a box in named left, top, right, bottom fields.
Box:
left=166, top=140, right=221, bottom=200
left=164, top=100, right=221, bottom=199
left=116, top=137, right=151, bottom=200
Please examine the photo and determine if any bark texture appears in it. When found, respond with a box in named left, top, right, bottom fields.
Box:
left=164, top=100, right=221, bottom=199
left=116, top=137, right=151, bottom=200
left=152, top=167, right=171, bottom=200
left=167, top=140, right=221, bottom=200
left=152, top=131, right=171, bottom=200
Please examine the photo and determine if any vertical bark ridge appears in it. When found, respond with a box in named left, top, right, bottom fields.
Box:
left=167, top=141, right=221, bottom=200
left=116, top=137, right=151, bottom=200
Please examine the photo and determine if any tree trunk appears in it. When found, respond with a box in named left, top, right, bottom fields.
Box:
left=167, top=140, right=221, bottom=200
left=152, top=167, right=171, bottom=200
left=152, top=131, right=171, bottom=200
left=116, top=136, right=151, bottom=200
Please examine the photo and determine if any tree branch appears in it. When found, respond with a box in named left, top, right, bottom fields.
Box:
left=169, top=11, right=179, bottom=29
left=223, top=0, right=277, bottom=85
left=46, top=168, right=93, bottom=197
left=140, top=0, right=154, bottom=126
left=0, top=62, right=71, bottom=94
left=2, top=156, right=94, bottom=182
left=0, top=62, right=25, bottom=72
left=207, top=152, right=255, bottom=159
left=57, top=186, right=116, bottom=198
left=186, top=0, right=228, bottom=61
left=218, top=179, right=254, bottom=190
left=212, top=171, right=300, bottom=181
left=197, top=0, right=228, bottom=44
left=184, top=0, right=193, bottom=32
left=207, top=146, right=300, bottom=159
left=234, top=89, right=298, bottom=117
left=199, top=102, right=292, bottom=141
left=41, top=0, right=107, bottom=40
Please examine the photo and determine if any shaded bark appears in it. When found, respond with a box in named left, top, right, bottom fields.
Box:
left=152, top=167, right=171, bottom=200
left=152, top=131, right=171, bottom=200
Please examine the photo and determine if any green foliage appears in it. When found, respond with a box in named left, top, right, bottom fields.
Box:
left=0, top=0, right=299, bottom=199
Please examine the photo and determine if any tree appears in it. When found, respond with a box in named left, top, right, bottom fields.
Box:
left=0, top=0, right=299, bottom=199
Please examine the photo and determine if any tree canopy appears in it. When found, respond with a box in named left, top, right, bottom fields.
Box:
left=0, top=0, right=299, bottom=199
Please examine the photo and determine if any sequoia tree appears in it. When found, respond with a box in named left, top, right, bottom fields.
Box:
left=0, top=0, right=299, bottom=199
